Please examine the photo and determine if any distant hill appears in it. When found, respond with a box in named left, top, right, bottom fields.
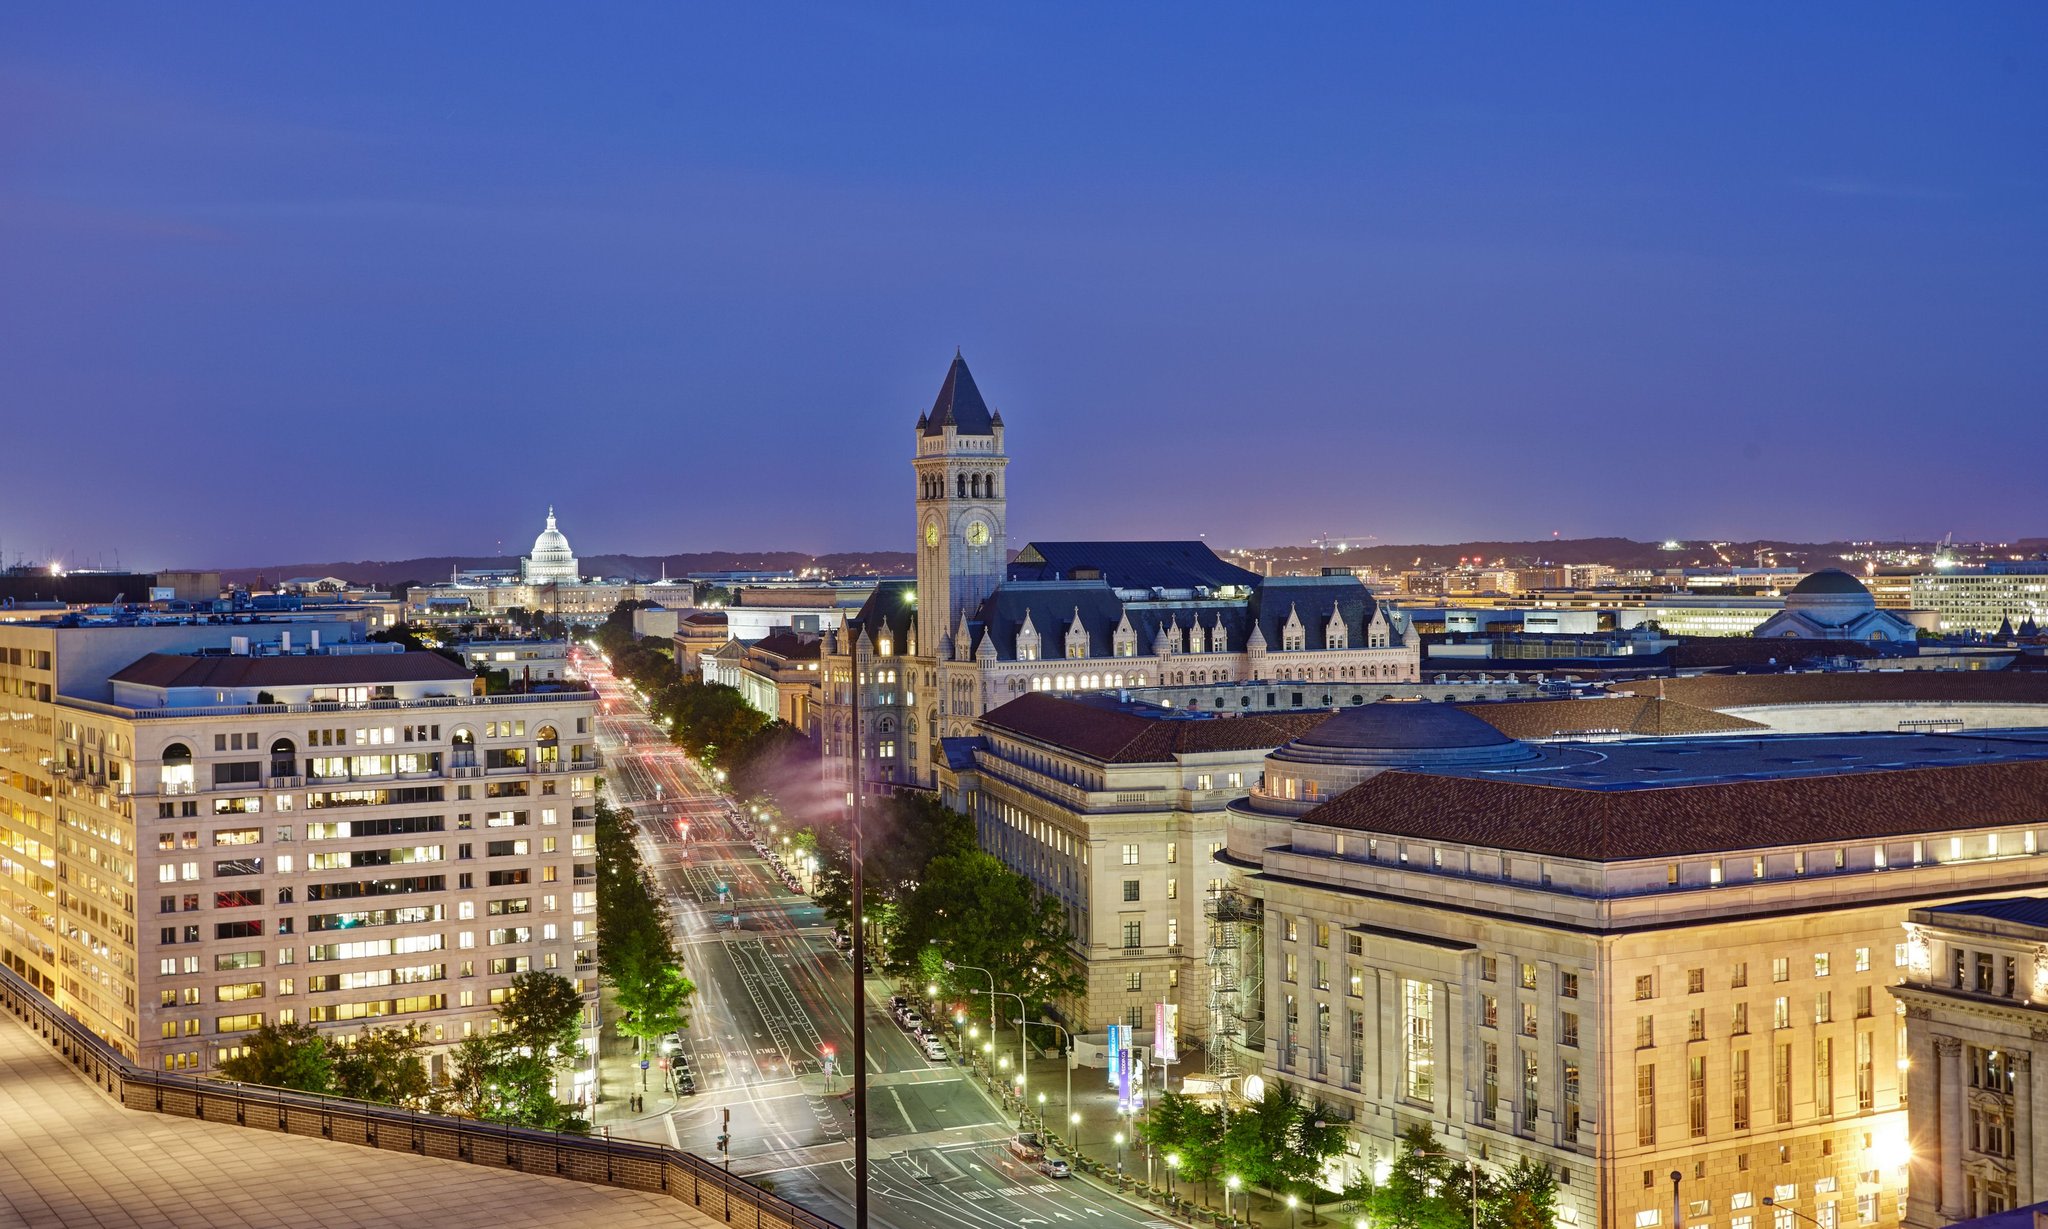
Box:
left=219, top=551, right=917, bottom=588
left=1244, top=537, right=1890, bottom=572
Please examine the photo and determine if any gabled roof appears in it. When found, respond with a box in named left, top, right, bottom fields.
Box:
left=110, top=651, right=473, bottom=690
left=922, top=353, right=996, bottom=437
left=844, top=580, right=919, bottom=653
left=750, top=630, right=821, bottom=661
left=1248, top=576, right=1382, bottom=652
left=1009, top=541, right=1260, bottom=591
left=979, top=692, right=1335, bottom=763
left=971, top=582, right=1133, bottom=660
left=1301, top=757, right=2048, bottom=861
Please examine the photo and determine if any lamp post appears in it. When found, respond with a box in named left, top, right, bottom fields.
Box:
left=1760, top=1197, right=1823, bottom=1228
left=1404, top=1149, right=1480, bottom=1229
left=1165, top=1152, right=1180, bottom=1201
left=1288, top=1193, right=1299, bottom=1229
left=1114, top=1131, right=1127, bottom=1186
left=1226, top=1174, right=1242, bottom=1225
left=941, top=956, right=997, bottom=1050
left=1016, top=1017, right=1075, bottom=1144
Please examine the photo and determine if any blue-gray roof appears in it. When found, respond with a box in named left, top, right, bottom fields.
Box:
left=1927, top=895, right=2048, bottom=931
left=1248, top=577, right=1382, bottom=652
left=845, top=580, right=918, bottom=653
left=1008, top=541, right=1260, bottom=590
left=921, top=354, right=996, bottom=437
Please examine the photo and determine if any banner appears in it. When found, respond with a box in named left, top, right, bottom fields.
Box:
left=1154, top=1002, right=1179, bottom=1065
left=1106, top=1024, right=1122, bottom=1087
left=1117, top=1041, right=1132, bottom=1113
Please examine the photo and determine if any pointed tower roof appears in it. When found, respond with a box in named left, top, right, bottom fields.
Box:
left=922, top=352, right=997, bottom=437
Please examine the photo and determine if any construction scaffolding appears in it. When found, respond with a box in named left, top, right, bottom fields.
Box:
left=1204, top=884, right=1263, bottom=1089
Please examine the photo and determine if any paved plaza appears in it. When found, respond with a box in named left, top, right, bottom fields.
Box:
left=0, top=1014, right=716, bottom=1229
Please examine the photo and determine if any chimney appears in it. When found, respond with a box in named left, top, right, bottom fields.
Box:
left=230, top=636, right=249, bottom=656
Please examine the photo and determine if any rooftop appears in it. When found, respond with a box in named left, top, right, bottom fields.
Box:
left=1924, top=894, right=2048, bottom=933
left=1299, top=729, right=2048, bottom=860
left=1613, top=670, right=2048, bottom=710
left=0, top=1012, right=695, bottom=1229
left=110, top=650, right=475, bottom=690
left=979, top=692, right=1334, bottom=763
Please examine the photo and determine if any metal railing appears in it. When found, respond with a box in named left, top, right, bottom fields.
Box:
left=0, top=964, right=841, bottom=1229
left=63, top=687, right=597, bottom=722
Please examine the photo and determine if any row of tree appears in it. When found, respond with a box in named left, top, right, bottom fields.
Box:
left=218, top=971, right=592, bottom=1131
left=802, top=792, right=1085, bottom=1023
left=594, top=603, right=789, bottom=774
left=592, top=794, right=695, bottom=1048
left=1139, top=1090, right=1558, bottom=1229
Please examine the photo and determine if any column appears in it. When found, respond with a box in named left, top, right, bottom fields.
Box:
left=2021, top=1046, right=2040, bottom=1205
left=1904, top=1018, right=1942, bottom=1229
left=1936, top=1035, right=1964, bottom=1223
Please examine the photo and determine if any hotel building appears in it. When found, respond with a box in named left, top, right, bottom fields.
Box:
left=0, top=617, right=597, bottom=1078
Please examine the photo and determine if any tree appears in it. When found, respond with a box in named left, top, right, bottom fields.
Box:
left=499, top=970, right=584, bottom=1064
left=217, top=1020, right=333, bottom=1093
left=330, top=1024, right=432, bottom=1107
left=1139, top=1091, right=1224, bottom=1201
left=1296, top=1100, right=1350, bottom=1219
left=1484, top=1157, right=1557, bottom=1229
left=892, top=848, right=1084, bottom=1018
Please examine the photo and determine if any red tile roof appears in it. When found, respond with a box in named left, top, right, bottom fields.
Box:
left=111, top=651, right=474, bottom=690
left=1456, top=696, right=1766, bottom=740
left=1302, top=758, right=2048, bottom=861
left=979, top=692, right=1335, bottom=763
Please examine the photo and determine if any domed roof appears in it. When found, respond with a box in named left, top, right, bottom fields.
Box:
left=1293, top=701, right=1518, bottom=752
left=530, top=507, right=573, bottom=560
left=1788, top=568, right=1869, bottom=598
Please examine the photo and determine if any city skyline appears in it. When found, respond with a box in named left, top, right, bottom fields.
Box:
left=6, top=5, right=2047, bottom=564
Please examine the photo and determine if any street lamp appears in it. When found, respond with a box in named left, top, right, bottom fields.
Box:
left=1114, top=1131, right=1127, bottom=1185
left=1016, top=1017, right=1076, bottom=1143
left=1761, top=1197, right=1823, bottom=1228
left=1288, top=1193, right=1299, bottom=1229
left=1165, top=1152, right=1180, bottom=1200
left=1226, top=1175, right=1242, bottom=1225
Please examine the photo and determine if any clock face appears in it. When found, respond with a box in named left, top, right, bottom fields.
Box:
left=924, top=521, right=939, bottom=547
left=965, top=520, right=990, bottom=547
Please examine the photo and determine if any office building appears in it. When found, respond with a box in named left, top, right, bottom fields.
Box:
left=0, top=618, right=597, bottom=1082
left=1893, top=897, right=2048, bottom=1225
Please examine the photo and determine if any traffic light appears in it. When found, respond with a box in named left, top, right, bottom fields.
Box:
left=717, top=1107, right=731, bottom=1154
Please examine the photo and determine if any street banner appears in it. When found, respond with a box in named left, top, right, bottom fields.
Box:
left=1106, top=1024, right=1122, bottom=1086
left=1154, top=1002, right=1178, bottom=1064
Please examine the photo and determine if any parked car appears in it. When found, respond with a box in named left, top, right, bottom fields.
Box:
left=659, top=1032, right=685, bottom=1054
left=676, top=1071, right=698, bottom=1096
left=1038, top=1157, right=1071, bottom=1179
left=923, top=1039, right=948, bottom=1062
left=1007, top=1132, right=1045, bottom=1162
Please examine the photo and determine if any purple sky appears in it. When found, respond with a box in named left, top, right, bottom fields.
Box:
left=3, top=4, right=2045, bottom=569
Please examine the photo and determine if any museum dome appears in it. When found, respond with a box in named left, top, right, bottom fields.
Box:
left=1782, top=568, right=1875, bottom=621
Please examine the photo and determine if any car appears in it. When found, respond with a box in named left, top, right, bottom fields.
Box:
left=887, top=994, right=906, bottom=1010
left=659, top=1032, right=685, bottom=1054
left=1007, top=1132, right=1045, bottom=1162
left=676, top=1072, right=698, bottom=1096
left=1037, top=1158, right=1071, bottom=1179
left=900, top=1013, right=924, bottom=1031
left=923, top=1040, right=948, bottom=1062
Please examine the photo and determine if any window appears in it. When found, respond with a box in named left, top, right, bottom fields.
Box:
left=1774, top=1043, right=1793, bottom=1124
left=1481, top=956, right=1497, bottom=982
left=1815, top=991, right=1832, bottom=1024
left=1636, top=1063, right=1657, bottom=1146
left=1773, top=957, right=1790, bottom=983
left=1122, top=879, right=1140, bottom=902
left=1854, top=947, right=1871, bottom=972
left=1520, top=962, right=1537, bottom=991
left=1481, top=1041, right=1498, bottom=1120
left=1731, top=961, right=1748, bottom=989
left=1732, top=1048, right=1751, bottom=1130
left=1689, top=1056, right=1707, bottom=1139
left=1560, top=1012, right=1579, bottom=1047
left=1121, top=844, right=1139, bottom=865
left=1856, top=1032, right=1874, bottom=1111
left=1560, top=971, right=1579, bottom=998
left=1732, top=1002, right=1749, bottom=1035
left=1521, top=1002, right=1538, bottom=1038
left=1562, top=1060, right=1581, bottom=1140
left=1637, top=1015, right=1655, bottom=1049
left=1774, top=997, right=1790, bottom=1029
left=1689, top=1008, right=1706, bottom=1042
left=1126, top=972, right=1142, bottom=992
left=1482, top=995, right=1498, bottom=1028
left=1688, top=967, right=1705, bottom=994
left=1121, top=922, right=1142, bottom=950
left=1403, top=979, right=1435, bottom=1102
left=1635, top=974, right=1655, bottom=1001
left=1814, top=952, right=1831, bottom=978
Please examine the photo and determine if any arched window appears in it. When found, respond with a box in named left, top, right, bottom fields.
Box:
left=971, top=473, right=982, bottom=498
left=986, top=473, right=997, bottom=497
left=957, top=474, right=967, bottom=498
left=161, top=743, right=194, bottom=794
left=269, top=738, right=297, bottom=778
left=450, top=729, right=477, bottom=769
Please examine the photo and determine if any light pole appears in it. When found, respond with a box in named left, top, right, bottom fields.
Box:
left=1016, top=1017, right=1075, bottom=1144
left=1761, top=1196, right=1823, bottom=1228
left=1114, top=1131, right=1127, bottom=1186
left=1288, top=1193, right=1299, bottom=1229
left=1226, top=1174, right=1242, bottom=1225
left=941, top=956, right=998, bottom=1057
left=1165, top=1152, right=1180, bottom=1201
left=1404, top=1149, right=1480, bottom=1229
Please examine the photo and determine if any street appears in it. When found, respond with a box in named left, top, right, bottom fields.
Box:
left=578, top=653, right=1185, bottom=1229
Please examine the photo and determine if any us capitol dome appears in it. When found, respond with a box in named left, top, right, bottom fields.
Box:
left=520, top=507, right=582, bottom=585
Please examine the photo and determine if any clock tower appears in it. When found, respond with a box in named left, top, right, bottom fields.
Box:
left=913, top=352, right=1008, bottom=661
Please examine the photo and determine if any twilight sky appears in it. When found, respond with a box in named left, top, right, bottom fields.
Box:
left=3, top=4, right=2045, bottom=568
